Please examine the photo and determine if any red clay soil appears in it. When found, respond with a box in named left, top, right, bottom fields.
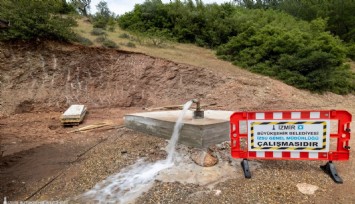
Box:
left=0, top=41, right=354, bottom=203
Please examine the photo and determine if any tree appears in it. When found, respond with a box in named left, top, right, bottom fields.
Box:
left=92, top=1, right=113, bottom=29
left=71, top=0, right=91, bottom=16
left=0, top=0, right=77, bottom=41
left=59, top=0, right=76, bottom=14
left=96, top=1, right=111, bottom=18
left=265, top=0, right=355, bottom=42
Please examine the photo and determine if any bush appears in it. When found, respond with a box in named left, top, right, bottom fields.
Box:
left=92, top=1, right=113, bottom=29
left=107, top=18, right=116, bottom=32
left=108, top=26, right=115, bottom=32
left=93, top=17, right=108, bottom=29
left=215, top=10, right=353, bottom=94
left=0, top=0, right=77, bottom=41
left=119, top=33, right=130, bottom=39
left=90, top=28, right=106, bottom=36
left=102, top=39, right=118, bottom=48
left=346, top=43, right=355, bottom=60
left=126, top=42, right=136, bottom=47
left=95, top=36, right=106, bottom=43
left=74, top=35, right=93, bottom=46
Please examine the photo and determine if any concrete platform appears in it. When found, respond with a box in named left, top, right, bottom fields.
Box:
left=124, top=110, right=233, bottom=148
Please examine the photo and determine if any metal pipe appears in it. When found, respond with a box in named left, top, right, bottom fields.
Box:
left=192, top=99, right=201, bottom=111
left=192, top=99, right=204, bottom=119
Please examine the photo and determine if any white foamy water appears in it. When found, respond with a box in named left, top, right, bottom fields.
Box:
left=80, top=100, right=193, bottom=203
left=166, top=100, right=193, bottom=163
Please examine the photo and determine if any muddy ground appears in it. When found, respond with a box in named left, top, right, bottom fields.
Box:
left=0, top=42, right=354, bottom=203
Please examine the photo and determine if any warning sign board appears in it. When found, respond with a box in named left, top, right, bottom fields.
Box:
left=248, top=120, right=330, bottom=152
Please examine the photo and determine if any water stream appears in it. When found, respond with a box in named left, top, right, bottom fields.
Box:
left=80, top=100, right=193, bottom=203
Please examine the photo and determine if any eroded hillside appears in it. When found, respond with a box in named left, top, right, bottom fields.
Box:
left=1, top=41, right=353, bottom=117
left=0, top=42, right=225, bottom=115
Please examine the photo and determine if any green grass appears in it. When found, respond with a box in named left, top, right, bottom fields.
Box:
left=72, top=17, right=250, bottom=76
left=73, top=17, right=354, bottom=80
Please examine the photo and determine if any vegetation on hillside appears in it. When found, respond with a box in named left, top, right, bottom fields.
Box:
left=237, top=0, right=355, bottom=43
left=0, top=0, right=120, bottom=48
left=0, top=0, right=77, bottom=41
left=238, top=0, right=355, bottom=61
left=0, top=0, right=354, bottom=94
left=118, top=0, right=355, bottom=94
left=216, top=11, right=351, bottom=93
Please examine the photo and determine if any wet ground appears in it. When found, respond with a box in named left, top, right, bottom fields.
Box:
left=1, top=107, right=354, bottom=203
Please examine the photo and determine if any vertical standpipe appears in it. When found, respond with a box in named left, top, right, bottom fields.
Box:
left=192, top=99, right=204, bottom=119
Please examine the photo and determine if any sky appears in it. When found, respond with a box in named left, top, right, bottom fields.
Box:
left=90, top=0, right=231, bottom=15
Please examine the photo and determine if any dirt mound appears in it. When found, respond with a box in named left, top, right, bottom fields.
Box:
left=0, top=42, right=226, bottom=116
left=0, top=41, right=353, bottom=117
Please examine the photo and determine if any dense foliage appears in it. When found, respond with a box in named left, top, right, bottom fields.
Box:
left=0, top=0, right=77, bottom=41
left=118, top=0, right=355, bottom=94
left=237, top=0, right=355, bottom=43
left=216, top=11, right=352, bottom=93
left=238, top=0, right=355, bottom=60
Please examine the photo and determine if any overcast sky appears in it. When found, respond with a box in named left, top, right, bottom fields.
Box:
left=90, top=0, right=232, bottom=15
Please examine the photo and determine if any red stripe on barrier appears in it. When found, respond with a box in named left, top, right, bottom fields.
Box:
left=300, top=152, right=308, bottom=159
left=283, top=152, right=290, bottom=159
left=265, top=152, right=273, bottom=158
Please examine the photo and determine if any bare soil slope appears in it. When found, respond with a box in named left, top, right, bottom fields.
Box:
left=1, top=42, right=353, bottom=116
left=0, top=42, right=223, bottom=115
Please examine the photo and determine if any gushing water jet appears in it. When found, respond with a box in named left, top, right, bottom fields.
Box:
left=80, top=100, right=194, bottom=203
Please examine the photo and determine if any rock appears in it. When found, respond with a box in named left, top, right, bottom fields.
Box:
left=190, top=149, right=218, bottom=167
left=296, top=183, right=319, bottom=195
left=214, top=141, right=230, bottom=150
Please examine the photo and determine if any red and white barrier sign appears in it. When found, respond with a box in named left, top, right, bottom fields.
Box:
left=230, top=110, right=352, bottom=183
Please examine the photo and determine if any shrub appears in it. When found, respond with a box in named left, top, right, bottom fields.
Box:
left=92, top=1, right=113, bottom=29
left=74, top=35, right=93, bottom=46
left=126, top=42, right=136, bottom=47
left=215, top=11, right=353, bottom=94
left=0, top=0, right=77, bottom=41
left=95, top=36, right=106, bottom=43
left=346, top=43, right=355, bottom=60
left=102, top=39, right=118, bottom=48
left=108, top=26, right=115, bottom=32
left=93, top=18, right=108, bottom=29
left=90, top=28, right=106, bottom=36
left=119, top=33, right=130, bottom=39
left=107, top=18, right=116, bottom=32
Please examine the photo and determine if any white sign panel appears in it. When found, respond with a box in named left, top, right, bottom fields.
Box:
left=248, top=120, right=330, bottom=152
